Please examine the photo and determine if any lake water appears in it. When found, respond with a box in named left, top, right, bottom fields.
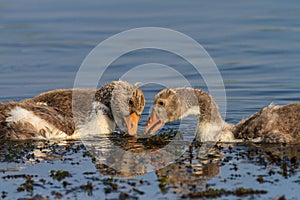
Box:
left=0, top=0, right=299, bottom=199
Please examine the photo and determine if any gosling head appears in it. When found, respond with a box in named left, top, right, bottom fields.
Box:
left=144, top=88, right=206, bottom=136
left=144, top=88, right=182, bottom=135
left=95, top=81, right=145, bottom=135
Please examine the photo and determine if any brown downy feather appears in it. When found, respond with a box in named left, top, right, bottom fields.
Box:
left=0, top=102, right=75, bottom=140
left=234, top=103, right=300, bottom=143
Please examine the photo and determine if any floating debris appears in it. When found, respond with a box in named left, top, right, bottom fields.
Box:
left=181, top=187, right=267, bottom=198
left=0, top=138, right=298, bottom=199
left=50, top=170, right=71, bottom=182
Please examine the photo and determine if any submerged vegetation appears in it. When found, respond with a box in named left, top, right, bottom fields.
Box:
left=182, top=187, right=267, bottom=198
left=0, top=135, right=299, bottom=199
left=141, top=129, right=181, bottom=148
left=50, top=170, right=72, bottom=181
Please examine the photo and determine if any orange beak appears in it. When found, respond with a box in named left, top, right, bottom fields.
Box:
left=144, top=110, right=164, bottom=136
left=124, top=112, right=140, bottom=136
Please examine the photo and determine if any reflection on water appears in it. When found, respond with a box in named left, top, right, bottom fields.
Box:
left=0, top=138, right=299, bottom=199
left=82, top=133, right=189, bottom=176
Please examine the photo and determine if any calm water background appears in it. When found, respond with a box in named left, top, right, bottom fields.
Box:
left=0, top=0, right=300, bottom=199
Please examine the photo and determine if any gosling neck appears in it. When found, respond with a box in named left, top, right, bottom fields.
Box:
left=176, top=89, right=224, bottom=124
left=183, top=89, right=231, bottom=142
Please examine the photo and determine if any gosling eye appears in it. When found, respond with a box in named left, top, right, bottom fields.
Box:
left=158, top=101, right=164, bottom=106
left=129, top=99, right=134, bottom=106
